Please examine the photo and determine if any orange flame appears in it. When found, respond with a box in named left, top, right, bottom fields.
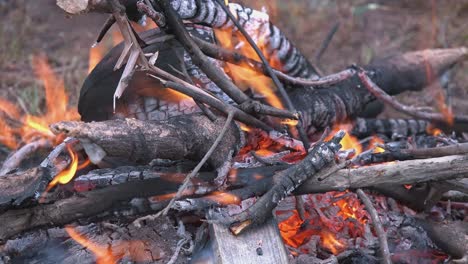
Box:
left=426, top=125, right=443, bottom=136
left=214, top=28, right=284, bottom=110
left=326, top=123, right=362, bottom=155
left=66, top=226, right=152, bottom=263
left=89, top=44, right=106, bottom=73
left=45, top=145, right=80, bottom=192
left=0, top=54, right=79, bottom=150
left=368, top=135, right=385, bottom=153
left=66, top=226, right=118, bottom=264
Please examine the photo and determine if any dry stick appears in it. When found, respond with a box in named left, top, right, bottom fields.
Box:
left=155, top=0, right=249, bottom=104
left=193, top=36, right=355, bottom=87
left=0, top=139, right=52, bottom=176
left=159, top=111, right=235, bottom=216
left=212, top=0, right=310, bottom=150
left=356, top=189, right=392, bottom=264
left=139, top=2, right=297, bottom=120
left=148, top=73, right=273, bottom=131
left=357, top=69, right=468, bottom=124
left=400, top=142, right=468, bottom=158
left=109, top=0, right=149, bottom=107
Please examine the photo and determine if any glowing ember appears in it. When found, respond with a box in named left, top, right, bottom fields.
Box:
left=320, top=230, right=346, bottom=255
left=281, top=118, right=299, bottom=126
left=0, top=54, right=79, bottom=149
left=278, top=192, right=368, bottom=255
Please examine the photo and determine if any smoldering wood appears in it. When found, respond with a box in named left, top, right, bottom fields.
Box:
left=1, top=153, right=467, bottom=240
left=0, top=176, right=194, bottom=242
left=356, top=189, right=391, bottom=264
left=212, top=132, right=344, bottom=234
left=358, top=68, right=468, bottom=128
left=0, top=218, right=181, bottom=264
left=50, top=114, right=241, bottom=169
left=193, top=35, right=355, bottom=86
left=156, top=0, right=250, bottom=105
left=350, top=118, right=429, bottom=138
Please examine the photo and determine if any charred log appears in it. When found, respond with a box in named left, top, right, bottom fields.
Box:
left=351, top=118, right=429, bottom=138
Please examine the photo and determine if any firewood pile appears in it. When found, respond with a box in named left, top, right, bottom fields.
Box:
left=0, top=1, right=467, bottom=263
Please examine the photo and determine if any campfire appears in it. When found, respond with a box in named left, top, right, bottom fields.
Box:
left=0, top=1, right=467, bottom=264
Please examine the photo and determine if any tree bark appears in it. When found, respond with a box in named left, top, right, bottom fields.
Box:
left=50, top=114, right=241, bottom=169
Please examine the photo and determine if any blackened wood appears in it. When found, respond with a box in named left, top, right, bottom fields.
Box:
left=50, top=114, right=241, bottom=169
left=0, top=167, right=46, bottom=207
left=158, top=0, right=250, bottom=105
left=0, top=177, right=185, bottom=242
left=1, top=154, right=467, bottom=239
left=293, top=48, right=467, bottom=131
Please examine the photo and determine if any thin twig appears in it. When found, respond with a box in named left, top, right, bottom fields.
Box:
left=356, top=189, right=392, bottom=264
left=357, top=68, right=468, bottom=125
left=149, top=74, right=273, bottom=131
left=141, top=1, right=297, bottom=120
left=193, top=36, right=354, bottom=87
left=314, top=22, right=340, bottom=63
left=159, top=111, right=235, bottom=216
left=213, top=0, right=310, bottom=149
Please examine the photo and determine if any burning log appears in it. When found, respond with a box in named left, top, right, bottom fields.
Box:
left=50, top=114, right=241, bottom=170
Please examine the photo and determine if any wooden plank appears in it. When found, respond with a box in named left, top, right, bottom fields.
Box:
left=210, top=215, right=290, bottom=264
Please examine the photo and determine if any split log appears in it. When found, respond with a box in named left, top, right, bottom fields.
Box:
left=50, top=114, right=241, bottom=170
left=209, top=217, right=289, bottom=264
